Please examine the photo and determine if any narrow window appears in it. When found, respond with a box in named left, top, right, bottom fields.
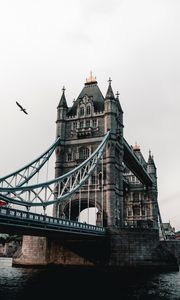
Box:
left=73, top=121, right=77, bottom=130
left=80, top=106, right=84, bottom=116
left=79, top=147, right=89, bottom=160
left=86, top=119, right=90, bottom=127
left=67, top=153, right=72, bottom=161
left=93, top=119, right=97, bottom=127
left=80, top=120, right=84, bottom=128
left=86, top=105, right=91, bottom=115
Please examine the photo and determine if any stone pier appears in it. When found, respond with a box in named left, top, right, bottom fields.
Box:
left=12, top=229, right=179, bottom=271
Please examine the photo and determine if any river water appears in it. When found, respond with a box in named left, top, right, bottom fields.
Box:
left=0, top=258, right=180, bottom=299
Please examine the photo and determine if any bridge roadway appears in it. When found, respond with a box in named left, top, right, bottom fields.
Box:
left=0, top=206, right=106, bottom=240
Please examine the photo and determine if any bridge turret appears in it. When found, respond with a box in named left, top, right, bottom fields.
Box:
left=146, top=150, right=159, bottom=229
left=104, top=78, right=117, bottom=134
left=147, top=150, right=157, bottom=183
left=54, top=86, right=68, bottom=217
left=56, top=86, right=68, bottom=140
left=104, top=79, right=124, bottom=227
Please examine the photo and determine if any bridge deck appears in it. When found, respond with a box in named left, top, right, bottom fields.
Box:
left=0, top=207, right=106, bottom=239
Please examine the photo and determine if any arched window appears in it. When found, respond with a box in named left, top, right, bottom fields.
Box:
left=80, top=106, right=84, bottom=116
left=79, top=147, right=89, bottom=160
left=86, top=105, right=91, bottom=115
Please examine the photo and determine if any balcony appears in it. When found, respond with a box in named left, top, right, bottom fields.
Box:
left=76, top=126, right=93, bottom=138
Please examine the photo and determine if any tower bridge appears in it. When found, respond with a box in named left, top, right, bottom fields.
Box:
left=0, top=74, right=178, bottom=270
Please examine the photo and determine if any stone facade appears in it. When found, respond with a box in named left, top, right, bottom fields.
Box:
left=53, top=74, right=158, bottom=230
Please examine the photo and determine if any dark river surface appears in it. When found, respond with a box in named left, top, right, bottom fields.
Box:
left=0, top=258, right=180, bottom=299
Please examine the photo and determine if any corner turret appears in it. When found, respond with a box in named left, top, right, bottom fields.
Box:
left=104, top=78, right=117, bottom=133
left=147, top=150, right=157, bottom=180
left=57, top=86, right=68, bottom=109
left=56, top=86, right=68, bottom=139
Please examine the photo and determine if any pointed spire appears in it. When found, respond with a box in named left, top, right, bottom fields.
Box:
left=105, top=77, right=115, bottom=100
left=58, top=86, right=68, bottom=108
left=116, top=90, right=123, bottom=113
left=148, top=150, right=155, bottom=165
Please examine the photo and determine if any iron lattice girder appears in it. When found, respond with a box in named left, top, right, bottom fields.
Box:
left=0, top=131, right=110, bottom=207
left=0, top=137, right=61, bottom=189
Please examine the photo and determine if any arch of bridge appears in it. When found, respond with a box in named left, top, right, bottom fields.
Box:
left=61, top=198, right=102, bottom=221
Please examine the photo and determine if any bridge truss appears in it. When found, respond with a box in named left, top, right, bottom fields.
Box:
left=0, top=131, right=110, bottom=210
left=0, top=130, right=166, bottom=239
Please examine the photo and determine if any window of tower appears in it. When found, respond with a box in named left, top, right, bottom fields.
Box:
left=86, top=119, right=90, bottom=128
left=79, top=147, right=90, bottom=160
left=133, top=206, right=140, bottom=216
left=73, top=121, right=77, bottom=130
left=80, top=106, right=85, bottom=116
left=67, top=153, right=72, bottom=161
left=80, top=120, right=84, bottom=128
left=86, top=105, right=91, bottom=115
left=128, top=207, right=132, bottom=216
left=92, top=119, right=97, bottom=127
left=133, top=193, right=139, bottom=202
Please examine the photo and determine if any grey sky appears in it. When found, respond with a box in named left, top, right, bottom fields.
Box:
left=0, top=0, right=180, bottom=230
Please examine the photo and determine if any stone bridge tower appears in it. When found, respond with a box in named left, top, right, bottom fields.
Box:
left=53, top=73, right=158, bottom=230
left=53, top=74, right=124, bottom=227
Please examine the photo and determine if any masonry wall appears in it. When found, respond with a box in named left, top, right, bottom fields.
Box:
left=13, top=236, right=48, bottom=266
left=12, top=231, right=179, bottom=271
left=160, top=240, right=180, bottom=265
left=107, top=228, right=178, bottom=270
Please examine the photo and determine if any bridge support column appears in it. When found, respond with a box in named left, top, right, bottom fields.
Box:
left=107, top=228, right=179, bottom=271
left=12, top=236, right=49, bottom=266
left=12, top=235, right=107, bottom=267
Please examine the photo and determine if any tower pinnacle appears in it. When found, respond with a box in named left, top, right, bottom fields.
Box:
left=57, top=85, right=68, bottom=108
left=105, top=77, right=115, bottom=99
left=85, top=71, right=97, bottom=85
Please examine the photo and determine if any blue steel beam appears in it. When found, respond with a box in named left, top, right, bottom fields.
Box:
left=0, top=131, right=110, bottom=207
left=0, top=137, right=61, bottom=188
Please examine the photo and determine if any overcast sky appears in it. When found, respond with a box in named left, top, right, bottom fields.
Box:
left=0, top=0, right=180, bottom=230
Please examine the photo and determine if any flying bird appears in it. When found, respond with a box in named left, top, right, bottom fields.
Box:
left=16, top=101, right=28, bottom=115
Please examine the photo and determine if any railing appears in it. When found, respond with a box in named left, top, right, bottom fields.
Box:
left=0, top=206, right=106, bottom=235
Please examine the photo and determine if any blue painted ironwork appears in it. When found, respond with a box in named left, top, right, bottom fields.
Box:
left=0, top=206, right=106, bottom=236
left=0, top=137, right=61, bottom=188
left=0, top=131, right=110, bottom=208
